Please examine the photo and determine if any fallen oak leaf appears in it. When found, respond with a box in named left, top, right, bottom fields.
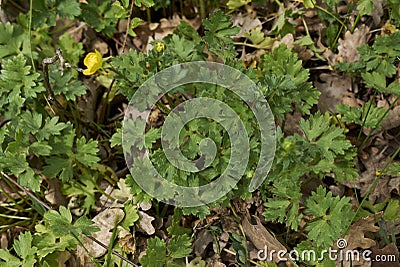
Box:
left=334, top=213, right=381, bottom=267
left=78, top=208, right=125, bottom=263
left=136, top=211, right=155, bottom=235
left=370, top=243, right=399, bottom=267
left=242, top=215, right=286, bottom=263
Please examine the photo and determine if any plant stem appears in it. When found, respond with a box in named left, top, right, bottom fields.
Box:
left=358, top=96, right=400, bottom=151
left=146, top=8, right=151, bottom=22
left=351, top=13, right=362, bottom=33
left=315, top=5, right=347, bottom=30
left=122, top=0, right=135, bottom=54
left=199, top=0, right=206, bottom=19
left=28, top=0, right=35, bottom=71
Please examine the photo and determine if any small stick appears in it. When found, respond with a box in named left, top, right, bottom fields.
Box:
left=42, top=48, right=84, bottom=111
left=121, top=0, right=135, bottom=54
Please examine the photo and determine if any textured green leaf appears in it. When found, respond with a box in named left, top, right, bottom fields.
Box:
left=43, top=206, right=98, bottom=237
left=357, top=0, right=374, bottom=16
left=43, top=157, right=73, bottom=182
left=243, top=27, right=274, bottom=49
left=110, top=127, right=123, bottom=147
left=58, top=32, right=84, bottom=66
left=0, top=249, right=21, bottom=266
left=140, top=237, right=167, bottom=267
left=203, top=10, right=239, bottom=61
left=260, top=45, right=319, bottom=117
left=13, top=232, right=37, bottom=260
left=167, top=234, right=192, bottom=258
left=0, top=22, right=28, bottom=59
left=305, top=186, right=354, bottom=248
left=18, top=168, right=40, bottom=192
left=337, top=102, right=388, bottom=129
left=37, top=117, right=68, bottom=141
left=56, top=0, right=81, bottom=19
left=299, top=112, right=353, bottom=162
left=75, top=137, right=99, bottom=166
left=383, top=200, right=400, bottom=221
left=50, top=67, right=87, bottom=101
left=0, top=54, right=44, bottom=120
left=226, top=0, right=251, bottom=10
left=135, top=0, right=155, bottom=7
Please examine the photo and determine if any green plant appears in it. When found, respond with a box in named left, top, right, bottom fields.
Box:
left=0, top=1, right=399, bottom=266
left=140, top=234, right=192, bottom=267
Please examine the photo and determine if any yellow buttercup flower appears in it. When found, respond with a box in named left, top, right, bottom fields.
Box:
left=83, top=49, right=103, bottom=75
left=155, top=42, right=165, bottom=53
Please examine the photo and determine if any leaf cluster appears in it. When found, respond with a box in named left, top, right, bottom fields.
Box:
left=0, top=207, right=99, bottom=266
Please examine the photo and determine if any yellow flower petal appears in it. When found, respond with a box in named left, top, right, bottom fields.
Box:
left=155, top=42, right=165, bottom=52
left=83, top=49, right=103, bottom=76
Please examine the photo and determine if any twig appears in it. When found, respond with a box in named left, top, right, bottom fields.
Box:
left=121, top=0, right=135, bottom=54
left=1, top=172, right=53, bottom=211
left=42, top=48, right=83, bottom=113
left=0, top=171, right=138, bottom=266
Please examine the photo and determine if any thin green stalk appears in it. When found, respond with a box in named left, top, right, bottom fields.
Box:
left=315, top=5, right=347, bottom=30
left=302, top=16, right=310, bottom=36
left=0, top=213, right=31, bottom=220
left=331, top=22, right=345, bottom=50
left=0, top=181, right=27, bottom=211
left=146, top=8, right=151, bottom=22
left=358, top=96, right=400, bottom=151
left=160, top=203, right=169, bottom=218
left=356, top=92, right=377, bottom=142
left=71, top=231, right=101, bottom=266
left=351, top=13, right=362, bottom=33
left=105, top=216, right=122, bottom=266
left=199, top=0, right=206, bottom=19
left=48, top=20, right=76, bottom=35
left=28, top=0, right=35, bottom=71
left=0, top=219, right=33, bottom=231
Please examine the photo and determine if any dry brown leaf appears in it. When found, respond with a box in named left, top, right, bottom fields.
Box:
left=371, top=0, right=385, bottom=26
left=382, top=106, right=400, bottom=131
left=242, top=216, right=286, bottom=263
left=336, top=214, right=381, bottom=267
left=316, top=36, right=336, bottom=65
left=232, top=13, right=262, bottom=37
left=284, top=110, right=303, bottom=135
left=380, top=219, right=400, bottom=236
left=0, top=233, right=7, bottom=249
left=388, top=176, right=400, bottom=195
left=139, top=201, right=152, bottom=211
left=336, top=25, right=369, bottom=64
left=67, top=21, right=85, bottom=43
left=78, top=208, right=125, bottom=264
left=344, top=152, right=388, bottom=203
left=315, top=73, right=353, bottom=112
left=341, top=92, right=361, bottom=107
left=370, top=243, right=400, bottom=267
left=118, top=227, right=136, bottom=254
left=193, top=229, right=214, bottom=257
left=137, top=211, right=155, bottom=235
left=44, top=177, right=67, bottom=207
left=205, top=255, right=226, bottom=267
left=345, top=215, right=380, bottom=249
left=152, top=14, right=200, bottom=40
left=272, top=33, right=294, bottom=51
